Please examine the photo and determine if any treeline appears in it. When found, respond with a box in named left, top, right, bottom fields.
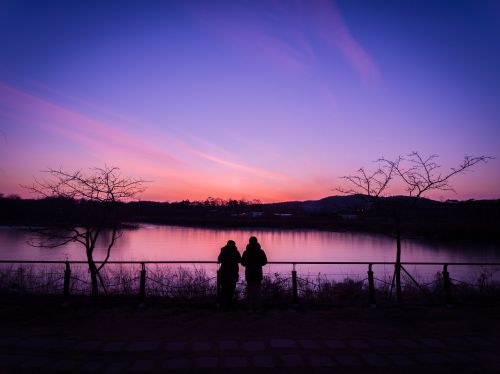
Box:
left=360, top=197, right=500, bottom=242
left=0, top=195, right=265, bottom=225
left=1, top=194, right=499, bottom=241
left=172, top=197, right=262, bottom=207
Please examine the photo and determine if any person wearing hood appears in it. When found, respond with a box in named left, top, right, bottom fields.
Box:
left=217, top=240, right=241, bottom=310
left=241, top=236, right=268, bottom=311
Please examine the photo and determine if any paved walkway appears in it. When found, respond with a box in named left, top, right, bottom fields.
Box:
left=1, top=334, right=499, bottom=372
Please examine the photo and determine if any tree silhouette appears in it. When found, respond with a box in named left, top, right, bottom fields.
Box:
left=25, top=166, right=146, bottom=297
left=338, top=152, right=492, bottom=302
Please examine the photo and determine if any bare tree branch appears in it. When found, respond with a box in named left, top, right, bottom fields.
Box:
left=379, top=152, right=493, bottom=199
left=338, top=152, right=493, bottom=200
left=23, top=165, right=148, bottom=297
left=336, top=159, right=395, bottom=198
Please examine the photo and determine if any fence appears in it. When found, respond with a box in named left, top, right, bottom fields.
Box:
left=1, top=260, right=499, bottom=306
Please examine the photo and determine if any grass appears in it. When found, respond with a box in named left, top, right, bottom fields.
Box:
left=0, top=263, right=499, bottom=307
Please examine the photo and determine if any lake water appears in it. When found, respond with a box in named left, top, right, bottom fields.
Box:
left=1, top=225, right=499, bottom=282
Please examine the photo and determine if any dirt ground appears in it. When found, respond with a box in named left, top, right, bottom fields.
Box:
left=1, top=296, right=500, bottom=341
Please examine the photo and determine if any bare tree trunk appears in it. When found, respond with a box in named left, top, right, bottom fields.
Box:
left=87, top=250, right=99, bottom=297
left=395, top=220, right=402, bottom=303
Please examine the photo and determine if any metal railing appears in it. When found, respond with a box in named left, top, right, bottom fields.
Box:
left=1, top=260, right=499, bottom=306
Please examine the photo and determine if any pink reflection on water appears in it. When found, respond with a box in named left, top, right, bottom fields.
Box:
left=107, top=225, right=398, bottom=262
left=1, top=225, right=499, bottom=282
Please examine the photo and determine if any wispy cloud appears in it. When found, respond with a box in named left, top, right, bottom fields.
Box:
left=0, top=81, right=182, bottom=167
left=192, top=149, right=289, bottom=182
left=0, top=81, right=292, bottom=199
left=193, top=0, right=380, bottom=81
left=193, top=2, right=310, bottom=74
left=310, top=0, right=381, bottom=82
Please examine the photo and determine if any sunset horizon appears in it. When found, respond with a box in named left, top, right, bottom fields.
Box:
left=1, top=1, right=499, bottom=203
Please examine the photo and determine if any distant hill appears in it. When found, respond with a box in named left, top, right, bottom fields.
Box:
left=263, top=194, right=440, bottom=215
left=265, top=194, right=369, bottom=214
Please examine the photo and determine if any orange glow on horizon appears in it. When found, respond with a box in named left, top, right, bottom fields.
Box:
left=1, top=83, right=498, bottom=204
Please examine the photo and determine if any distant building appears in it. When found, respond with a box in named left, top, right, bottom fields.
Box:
left=230, top=213, right=246, bottom=217
left=339, top=213, right=358, bottom=221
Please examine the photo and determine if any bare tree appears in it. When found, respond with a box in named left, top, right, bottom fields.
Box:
left=338, top=152, right=492, bottom=302
left=338, top=162, right=395, bottom=198
left=24, top=166, right=147, bottom=297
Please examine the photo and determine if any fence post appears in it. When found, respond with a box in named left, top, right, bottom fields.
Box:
left=292, top=263, right=298, bottom=306
left=368, top=263, right=376, bottom=308
left=16, top=267, right=24, bottom=291
left=63, top=262, right=71, bottom=300
left=442, top=264, right=453, bottom=307
left=139, top=263, right=146, bottom=303
left=216, top=268, right=221, bottom=308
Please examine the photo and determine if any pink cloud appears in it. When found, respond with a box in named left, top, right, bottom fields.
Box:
left=192, top=149, right=289, bottom=182
left=0, top=81, right=297, bottom=201
left=0, top=81, right=182, bottom=167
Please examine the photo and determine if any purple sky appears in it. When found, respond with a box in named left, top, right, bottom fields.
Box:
left=0, top=0, right=499, bottom=202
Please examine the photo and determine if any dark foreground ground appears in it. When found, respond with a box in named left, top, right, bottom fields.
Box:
left=1, top=297, right=499, bottom=373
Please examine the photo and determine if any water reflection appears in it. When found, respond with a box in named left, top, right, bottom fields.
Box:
left=0, top=225, right=499, bottom=282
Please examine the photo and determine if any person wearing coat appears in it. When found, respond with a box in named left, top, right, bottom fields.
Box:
left=217, top=240, right=241, bottom=310
left=240, top=236, right=268, bottom=311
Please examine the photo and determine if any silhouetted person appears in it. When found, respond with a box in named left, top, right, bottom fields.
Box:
left=241, top=236, right=267, bottom=312
left=217, top=240, right=241, bottom=310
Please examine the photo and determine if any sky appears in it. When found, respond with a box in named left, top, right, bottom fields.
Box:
left=0, top=0, right=499, bottom=202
